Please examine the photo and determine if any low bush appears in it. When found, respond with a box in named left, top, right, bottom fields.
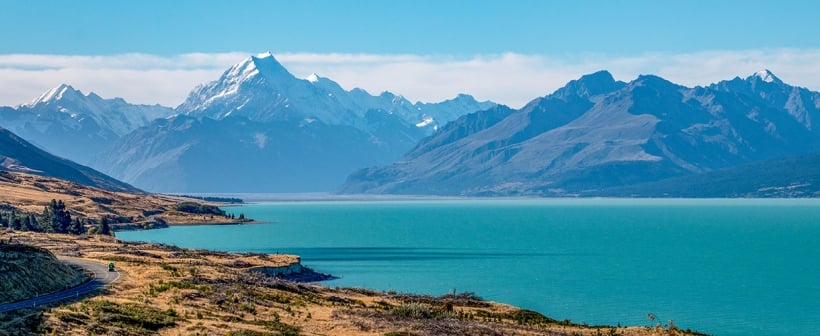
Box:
left=390, top=303, right=432, bottom=319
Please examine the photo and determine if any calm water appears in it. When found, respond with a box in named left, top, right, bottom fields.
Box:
left=118, top=199, right=820, bottom=335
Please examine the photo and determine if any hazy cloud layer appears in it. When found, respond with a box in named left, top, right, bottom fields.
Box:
left=1, top=49, right=819, bottom=108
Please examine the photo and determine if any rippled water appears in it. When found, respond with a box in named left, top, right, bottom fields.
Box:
left=118, top=199, right=820, bottom=336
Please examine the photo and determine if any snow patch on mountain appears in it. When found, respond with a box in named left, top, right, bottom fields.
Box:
left=750, top=69, right=782, bottom=84
left=415, top=116, right=435, bottom=128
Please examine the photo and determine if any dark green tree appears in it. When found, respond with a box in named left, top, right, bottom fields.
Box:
left=68, top=217, right=85, bottom=235
left=22, top=214, right=40, bottom=232
left=57, top=201, right=71, bottom=233
left=20, top=215, right=30, bottom=232
left=99, top=217, right=111, bottom=235
left=41, top=201, right=55, bottom=231
left=43, top=199, right=71, bottom=233
left=11, top=216, right=22, bottom=230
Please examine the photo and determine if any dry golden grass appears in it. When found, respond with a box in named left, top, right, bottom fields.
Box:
left=1, top=231, right=707, bottom=336
left=0, top=171, right=242, bottom=226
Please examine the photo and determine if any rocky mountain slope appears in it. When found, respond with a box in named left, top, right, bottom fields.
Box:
left=341, top=70, right=820, bottom=196
left=598, top=151, right=820, bottom=197
left=94, top=115, right=415, bottom=192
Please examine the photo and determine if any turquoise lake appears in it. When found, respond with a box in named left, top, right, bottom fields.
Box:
left=117, top=199, right=820, bottom=335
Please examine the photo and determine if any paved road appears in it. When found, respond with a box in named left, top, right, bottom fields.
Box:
left=0, top=257, right=119, bottom=313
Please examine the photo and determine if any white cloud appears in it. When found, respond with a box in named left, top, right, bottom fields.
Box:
left=1, top=49, right=820, bottom=108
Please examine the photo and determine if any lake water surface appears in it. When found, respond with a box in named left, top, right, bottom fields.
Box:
left=117, top=199, right=820, bottom=336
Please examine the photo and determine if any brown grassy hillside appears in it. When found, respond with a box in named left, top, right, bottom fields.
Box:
left=0, top=243, right=86, bottom=304
left=0, top=171, right=240, bottom=227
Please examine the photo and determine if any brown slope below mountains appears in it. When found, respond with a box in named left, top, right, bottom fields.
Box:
left=0, top=171, right=233, bottom=227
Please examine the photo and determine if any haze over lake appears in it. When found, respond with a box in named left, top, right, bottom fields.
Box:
left=118, top=198, right=820, bottom=336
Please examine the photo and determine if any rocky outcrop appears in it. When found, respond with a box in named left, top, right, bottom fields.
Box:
left=248, top=259, right=334, bottom=282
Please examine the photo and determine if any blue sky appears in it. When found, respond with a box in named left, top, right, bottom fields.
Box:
left=1, top=0, right=819, bottom=107
left=2, top=0, right=817, bottom=55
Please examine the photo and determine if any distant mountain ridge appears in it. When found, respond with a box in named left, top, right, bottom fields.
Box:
left=0, top=84, right=173, bottom=165
left=0, top=53, right=495, bottom=193
left=5, top=54, right=817, bottom=196
left=341, top=70, right=820, bottom=196
left=0, top=127, right=139, bottom=193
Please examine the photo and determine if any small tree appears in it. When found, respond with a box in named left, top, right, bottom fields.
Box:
left=43, top=199, right=71, bottom=233
left=41, top=200, right=55, bottom=232
left=68, top=217, right=85, bottom=235
left=57, top=200, right=71, bottom=233
left=11, top=216, right=21, bottom=230
left=99, top=217, right=111, bottom=235
left=23, top=214, right=39, bottom=232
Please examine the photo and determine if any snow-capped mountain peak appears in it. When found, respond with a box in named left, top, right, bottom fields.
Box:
left=248, top=52, right=292, bottom=79
left=224, top=57, right=261, bottom=82
left=750, top=69, right=782, bottom=84
left=177, top=52, right=496, bottom=129
left=256, top=51, right=274, bottom=58
left=221, top=52, right=293, bottom=85
left=26, top=84, right=84, bottom=107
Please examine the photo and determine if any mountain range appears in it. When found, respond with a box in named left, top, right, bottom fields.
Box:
left=176, top=52, right=495, bottom=132
left=2, top=52, right=819, bottom=196
left=341, top=70, right=820, bottom=196
left=0, top=53, right=494, bottom=192
left=0, top=85, right=173, bottom=165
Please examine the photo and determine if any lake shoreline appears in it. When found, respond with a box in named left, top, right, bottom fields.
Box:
left=116, top=199, right=820, bottom=336
left=1, top=230, right=707, bottom=336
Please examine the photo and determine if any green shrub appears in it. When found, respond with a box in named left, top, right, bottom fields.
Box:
left=390, top=303, right=432, bottom=319
left=81, top=300, right=176, bottom=331
left=510, top=308, right=556, bottom=325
